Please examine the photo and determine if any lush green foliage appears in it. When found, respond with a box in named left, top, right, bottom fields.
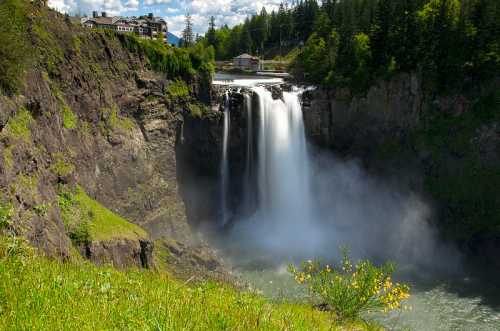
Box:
left=98, top=106, right=136, bottom=134
left=187, top=103, right=210, bottom=118
left=205, top=0, right=499, bottom=93
left=120, top=34, right=214, bottom=79
left=0, top=236, right=369, bottom=331
left=0, top=0, right=31, bottom=94
left=290, top=254, right=410, bottom=321
left=166, top=79, right=190, bottom=100
left=1, top=107, right=33, bottom=142
left=61, top=105, right=78, bottom=129
left=58, top=186, right=147, bottom=244
left=201, top=1, right=320, bottom=60
left=0, top=203, right=13, bottom=231
left=50, top=153, right=75, bottom=178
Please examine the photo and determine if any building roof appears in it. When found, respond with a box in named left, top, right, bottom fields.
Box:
left=235, top=54, right=260, bottom=60
left=235, top=54, right=253, bottom=59
left=78, top=15, right=167, bottom=31
left=84, top=16, right=121, bottom=25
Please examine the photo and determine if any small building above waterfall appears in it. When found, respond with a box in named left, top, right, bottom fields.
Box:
left=233, top=54, right=262, bottom=72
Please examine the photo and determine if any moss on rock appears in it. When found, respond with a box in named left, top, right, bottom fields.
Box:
left=59, top=186, right=148, bottom=244
left=2, top=108, right=33, bottom=142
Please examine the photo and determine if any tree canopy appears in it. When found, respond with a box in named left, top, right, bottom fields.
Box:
left=198, top=0, right=499, bottom=93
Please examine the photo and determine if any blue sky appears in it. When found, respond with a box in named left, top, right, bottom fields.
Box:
left=48, top=0, right=287, bottom=36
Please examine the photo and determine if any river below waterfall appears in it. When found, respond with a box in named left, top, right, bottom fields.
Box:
left=214, top=74, right=500, bottom=330
left=232, top=265, right=500, bottom=331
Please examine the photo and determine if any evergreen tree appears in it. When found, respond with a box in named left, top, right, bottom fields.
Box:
left=370, top=0, right=393, bottom=72
left=203, top=0, right=499, bottom=93
left=182, top=13, right=194, bottom=47
left=390, top=0, right=419, bottom=71
left=206, top=16, right=217, bottom=48
left=240, top=22, right=253, bottom=54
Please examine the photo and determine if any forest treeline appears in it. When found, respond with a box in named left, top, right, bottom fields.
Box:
left=201, top=0, right=499, bottom=93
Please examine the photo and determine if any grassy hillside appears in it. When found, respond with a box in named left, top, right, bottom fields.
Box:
left=0, top=237, right=374, bottom=331
left=58, top=186, right=148, bottom=244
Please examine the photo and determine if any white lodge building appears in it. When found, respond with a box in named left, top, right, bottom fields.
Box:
left=80, top=12, right=167, bottom=43
left=233, top=54, right=262, bottom=71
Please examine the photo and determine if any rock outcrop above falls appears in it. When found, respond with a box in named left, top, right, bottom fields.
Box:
left=302, top=73, right=423, bottom=157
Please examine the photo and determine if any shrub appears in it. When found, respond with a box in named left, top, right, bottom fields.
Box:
left=33, top=203, right=50, bottom=217
left=99, top=106, right=135, bottom=133
left=61, top=105, right=78, bottom=129
left=50, top=153, right=75, bottom=177
left=2, top=108, right=33, bottom=142
left=167, top=79, right=190, bottom=100
left=120, top=35, right=193, bottom=77
left=289, top=252, right=410, bottom=321
left=187, top=103, right=203, bottom=118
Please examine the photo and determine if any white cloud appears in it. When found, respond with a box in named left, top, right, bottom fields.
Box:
left=48, top=0, right=288, bottom=36
left=145, top=0, right=171, bottom=5
left=48, top=0, right=138, bottom=15
left=165, top=7, right=179, bottom=13
left=125, top=0, right=139, bottom=10
left=165, top=0, right=284, bottom=36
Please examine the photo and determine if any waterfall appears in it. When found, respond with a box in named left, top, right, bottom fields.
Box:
left=221, top=92, right=230, bottom=225
left=238, top=86, right=316, bottom=255
left=216, top=77, right=458, bottom=277
left=245, top=94, right=253, bottom=182
left=243, top=93, right=255, bottom=213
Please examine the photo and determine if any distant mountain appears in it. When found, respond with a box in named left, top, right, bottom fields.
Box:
left=167, top=32, right=180, bottom=47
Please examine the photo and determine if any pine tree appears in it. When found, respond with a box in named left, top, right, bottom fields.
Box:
left=206, top=16, right=217, bottom=47
left=240, top=23, right=253, bottom=54
left=390, top=0, right=418, bottom=71
left=182, top=13, right=194, bottom=47
left=370, top=0, right=393, bottom=72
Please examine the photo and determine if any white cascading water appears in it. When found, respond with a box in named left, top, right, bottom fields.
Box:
left=253, top=86, right=312, bottom=215
left=243, top=94, right=254, bottom=212
left=238, top=86, right=319, bottom=257
left=221, top=92, right=230, bottom=225
left=225, top=81, right=449, bottom=262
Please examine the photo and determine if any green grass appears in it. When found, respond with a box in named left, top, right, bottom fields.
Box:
left=0, top=0, right=31, bottom=94
left=0, top=237, right=370, bottom=331
left=1, top=108, right=33, bottom=142
left=10, top=174, right=38, bottom=194
left=2, top=146, right=14, bottom=172
left=0, top=203, right=13, bottom=230
left=61, top=105, right=78, bottom=129
left=99, top=107, right=136, bottom=133
left=50, top=153, right=75, bottom=177
left=119, top=34, right=214, bottom=79
left=59, top=187, right=147, bottom=243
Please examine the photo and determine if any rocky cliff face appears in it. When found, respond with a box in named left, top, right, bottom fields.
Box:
left=301, top=73, right=500, bottom=267
left=303, top=73, right=423, bottom=157
left=0, top=7, right=226, bottom=275
left=176, top=89, right=251, bottom=230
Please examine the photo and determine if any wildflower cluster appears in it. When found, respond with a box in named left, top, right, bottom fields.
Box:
left=289, top=253, right=411, bottom=321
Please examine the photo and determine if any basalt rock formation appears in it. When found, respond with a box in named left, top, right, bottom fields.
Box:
left=0, top=5, right=225, bottom=276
